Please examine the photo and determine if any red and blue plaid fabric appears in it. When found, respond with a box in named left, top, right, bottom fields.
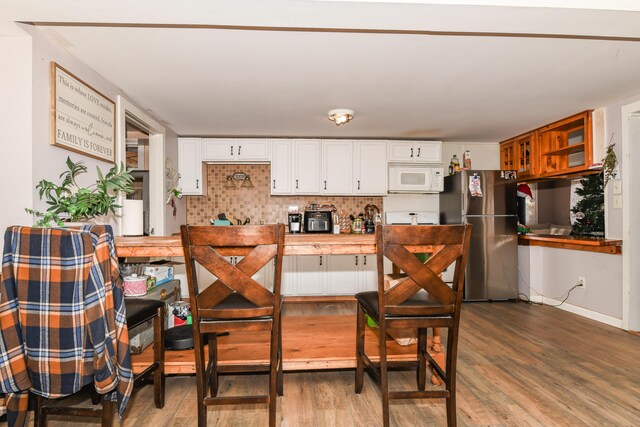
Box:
left=0, top=225, right=133, bottom=426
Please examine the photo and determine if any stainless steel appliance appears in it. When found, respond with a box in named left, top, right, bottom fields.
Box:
left=303, top=210, right=333, bottom=233
left=288, top=213, right=301, bottom=233
left=439, top=170, right=518, bottom=301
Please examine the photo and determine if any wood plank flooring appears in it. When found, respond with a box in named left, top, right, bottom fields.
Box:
left=27, top=301, right=640, bottom=426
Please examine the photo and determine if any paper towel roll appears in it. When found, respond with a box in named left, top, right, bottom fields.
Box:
left=122, top=199, right=144, bottom=236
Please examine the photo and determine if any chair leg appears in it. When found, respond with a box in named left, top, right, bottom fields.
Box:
left=101, top=396, right=115, bottom=427
left=193, top=328, right=208, bottom=427
left=277, top=314, right=284, bottom=397
left=269, top=317, right=280, bottom=427
left=445, top=326, right=458, bottom=427
left=34, top=396, right=44, bottom=427
left=355, top=303, right=365, bottom=394
left=208, top=333, right=218, bottom=398
left=417, top=328, right=427, bottom=391
left=153, top=306, right=166, bottom=409
left=379, top=320, right=390, bottom=427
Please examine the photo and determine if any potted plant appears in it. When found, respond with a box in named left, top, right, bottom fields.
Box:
left=26, top=156, right=134, bottom=227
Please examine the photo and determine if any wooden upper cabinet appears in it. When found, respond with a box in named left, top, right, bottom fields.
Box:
left=538, top=111, right=592, bottom=177
left=499, top=140, right=516, bottom=171
left=499, top=110, right=595, bottom=180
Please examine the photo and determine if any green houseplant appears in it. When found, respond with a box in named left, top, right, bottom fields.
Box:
left=26, top=156, right=134, bottom=227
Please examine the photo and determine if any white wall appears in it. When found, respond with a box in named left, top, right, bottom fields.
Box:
left=0, top=34, right=33, bottom=236
left=5, top=24, right=179, bottom=236
left=163, top=127, right=187, bottom=235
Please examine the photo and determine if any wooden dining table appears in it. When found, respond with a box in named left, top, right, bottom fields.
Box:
left=115, top=233, right=445, bottom=384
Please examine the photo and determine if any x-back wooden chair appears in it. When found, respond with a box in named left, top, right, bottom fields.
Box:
left=355, top=224, right=472, bottom=427
left=181, top=224, right=285, bottom=427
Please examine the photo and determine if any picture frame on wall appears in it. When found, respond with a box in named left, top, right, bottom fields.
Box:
left=50, top=62, right=116, bottom=163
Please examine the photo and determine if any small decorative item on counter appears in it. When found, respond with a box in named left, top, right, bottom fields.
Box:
left=365, top=219, right=375, bottom=233
left=449, top=154, right=460, bottom=175
left=338, top=211, right=351, bottom=233
left=123, top=273, right=148, bottom=297
left=351, top=215, right=364, bottom=234
left=462, top=150, right=472, bottom=170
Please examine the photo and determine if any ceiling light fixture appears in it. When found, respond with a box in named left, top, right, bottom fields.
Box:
left=328, top=109, right=354, bottom=126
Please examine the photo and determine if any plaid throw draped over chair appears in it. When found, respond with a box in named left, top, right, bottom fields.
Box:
left=0, top=225, right=133, bottom=427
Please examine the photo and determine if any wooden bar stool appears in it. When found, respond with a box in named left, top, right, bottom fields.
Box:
left=355, top=224, right=472, bottom=427
left=181, top=224, right=285, bottom=427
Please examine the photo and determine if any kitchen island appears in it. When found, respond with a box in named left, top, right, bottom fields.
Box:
left=115, top=234, right=445, bottom=381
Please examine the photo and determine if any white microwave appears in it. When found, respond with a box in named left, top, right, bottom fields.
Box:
left=388, top=166, right=444, bottom=193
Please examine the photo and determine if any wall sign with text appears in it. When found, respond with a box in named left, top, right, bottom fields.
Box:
left=50, top=62, right=116, bottom=163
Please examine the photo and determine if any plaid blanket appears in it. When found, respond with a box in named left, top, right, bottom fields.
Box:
left=0, top=225, right=133, bottom=426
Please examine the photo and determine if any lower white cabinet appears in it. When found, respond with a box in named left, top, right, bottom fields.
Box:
left=282, top=254, right=377, bottom=296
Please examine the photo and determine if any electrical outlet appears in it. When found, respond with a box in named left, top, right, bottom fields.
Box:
left=577, top=276, right=586, bottom=289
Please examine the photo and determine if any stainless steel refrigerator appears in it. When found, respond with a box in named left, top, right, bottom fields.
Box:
left=439, top=170, right=518, bottom=301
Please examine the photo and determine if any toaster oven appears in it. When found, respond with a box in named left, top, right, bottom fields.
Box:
left=303, top=210, right=333, bottom=233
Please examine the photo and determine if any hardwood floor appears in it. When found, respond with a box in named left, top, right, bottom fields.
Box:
left=32, top=301, right=640, bottom=426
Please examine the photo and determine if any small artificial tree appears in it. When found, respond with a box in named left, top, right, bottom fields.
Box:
left=570, top=174, right=605, bottom=237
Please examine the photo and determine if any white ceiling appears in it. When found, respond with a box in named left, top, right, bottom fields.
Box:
left=4, top=1, right=640, bottom=142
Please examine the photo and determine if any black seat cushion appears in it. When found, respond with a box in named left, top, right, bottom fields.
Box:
left=355, top=290, right=450, bottom=319
left=125, top=298, right=165, bottom=329
left=200, top=292, right=284, bottom=321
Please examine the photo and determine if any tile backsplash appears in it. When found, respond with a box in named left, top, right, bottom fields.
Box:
left=186, top=164, right=384, bottom=225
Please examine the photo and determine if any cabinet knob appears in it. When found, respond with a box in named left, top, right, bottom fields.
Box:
left=196, top=179, right=199, bottom=189
left=417, top=147, right=421, bottom=157
left=357, top=180, right=360, bottom=190
left=410, top=147, right=414, bottom=158
left=238, top=145, right=242, bottom=156
left=273, top=179, right=276, bottom=189
left=319, top=255, right=322, bottom=266
left=324, top=180, right=327, bottom=190
left=364, top=255, right=367, bottom=266
left=296, top=179, right=299, bottom=189
left=230, top=146, right=234, bottom=156
left=355, top=256, right=358, bottom=266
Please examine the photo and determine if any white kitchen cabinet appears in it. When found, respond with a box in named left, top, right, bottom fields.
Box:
left=293, top=139, right=321, bottom=194
left=359, top=254, right=377, bottom=292
left=202, top=138, right=270, bottom=162
left=388, top=140, right=442, bottom=163
left=178, top=137, right=206, bottom=195
left=322, top=140, right=353, bottom=195
left=354, top=140, right=387, bottom=195
left=326, top=255, right=361, bottom=295
left=270, top=139, right=292, bottom=195
left=292, top=255, right=327, bottom=295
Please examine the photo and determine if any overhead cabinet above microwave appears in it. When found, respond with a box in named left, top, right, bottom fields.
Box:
left=388, top=141, right=442, bottom=163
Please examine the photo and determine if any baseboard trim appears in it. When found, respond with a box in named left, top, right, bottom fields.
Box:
left=542, top=297, right=623, bottom=329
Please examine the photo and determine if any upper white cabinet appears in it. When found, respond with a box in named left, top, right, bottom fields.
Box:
left=202, top=138, right=270, bottom=162
left=178, top=137, right=207, bottom=195
left=322, top=140, right=353, bottom=195
left=321, top=140, right=387, bottom=196
left=270, top=139, right=292, bottom=195
left=388, top=140, right=442, bottom=163
left=354, top=140, right=387, bottom=195
left=293, top=139, right=321, bottom=194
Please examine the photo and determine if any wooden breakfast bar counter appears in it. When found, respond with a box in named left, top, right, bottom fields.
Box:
left=115, top=234, right=443, bottom=378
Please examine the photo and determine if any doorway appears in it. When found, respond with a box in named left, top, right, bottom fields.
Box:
left=621, top=101, right=640, bottom=332
left=116, top=95, right=166, bottom=236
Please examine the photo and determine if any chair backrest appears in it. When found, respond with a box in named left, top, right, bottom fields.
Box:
left=377, top=224, right=472, bottom=316
left=180, top=224, right=285, bottom=319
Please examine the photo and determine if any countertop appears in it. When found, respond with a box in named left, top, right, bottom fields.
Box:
left=518, top=234, right=622, bottom=254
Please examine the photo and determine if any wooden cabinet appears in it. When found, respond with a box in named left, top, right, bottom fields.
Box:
left=499, top=140, right=516, bottom=171
left=293, top=139, right=321, bottom=194
left=354, top=140, right=387, bottom=195
left=538, top=111, right=592, bottom=177
left=500, top=132, right=537, bottom=178
left=499, top=111, right=596, bottom=180
left=202, top=138, right=270, bottom=162
left=178, top=137, right=206, bottom=195
left=270, top=139, right=292, bottom=195
left=388, top=140, right=442, bottom=163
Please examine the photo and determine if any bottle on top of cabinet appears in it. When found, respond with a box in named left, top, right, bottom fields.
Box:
left=462, top=150, right=472, bottom=170
left=449, top=154, right=460, bottom=175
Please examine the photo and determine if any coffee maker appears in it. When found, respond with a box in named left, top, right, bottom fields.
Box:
left=288, top=213, right=302, bottom=233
